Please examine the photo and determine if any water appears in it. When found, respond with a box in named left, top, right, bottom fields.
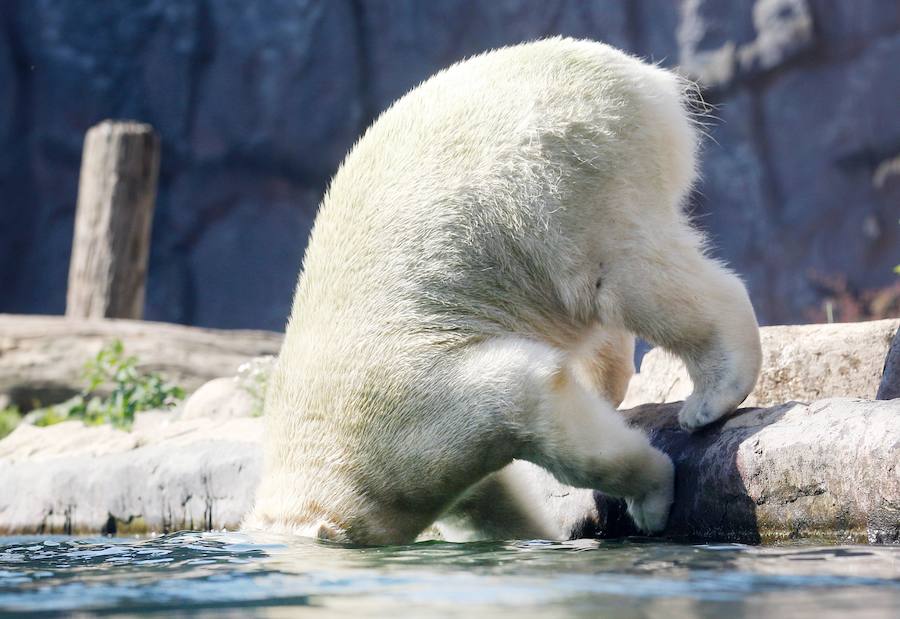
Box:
left=1, top=533, right=898, bottom=618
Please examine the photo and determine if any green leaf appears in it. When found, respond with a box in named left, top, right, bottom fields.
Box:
left=0, top=406, right=21, bottom=439
left=28, top=340, right=185, bottom=432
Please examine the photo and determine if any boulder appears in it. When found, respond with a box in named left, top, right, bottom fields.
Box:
left=0, top=314, right=282, bottom=408
left=614, top=397, right=900, bottom=543
left=0, top=411, right=261, bottom=535
left=181, top=377, right=257, bottom=421
left=1, top=396, right=896, bottom=544
left=623, top=319, right=900, bottom=409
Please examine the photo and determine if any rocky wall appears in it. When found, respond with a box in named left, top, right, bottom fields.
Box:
left=0, top=0, right=897, bottom=330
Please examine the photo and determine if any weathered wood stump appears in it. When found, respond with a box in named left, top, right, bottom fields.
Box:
left=66, top=121, right=160, bottom=320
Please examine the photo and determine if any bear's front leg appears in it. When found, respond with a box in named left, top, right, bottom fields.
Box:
left=598, top=224, right=762, bottom=431
left=461, top=337, right=675, bottom=534
left=528, top=365, right=675, bottom=533
left=667, top=259, right=762, bottom=431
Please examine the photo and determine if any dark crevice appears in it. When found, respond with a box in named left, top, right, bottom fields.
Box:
left=544, top=2, right=567, bottom=38
left=348, top=0, right=377, bottom=134
left=181, top=0, right=216, bottom=173
left=180, top=236, right=199, bottom=326
left=746, top=88, right=787, bottom=324
left=103, top=514, right=117, bottom=535
left=0, top=2, right=39, bottom=310
left=624, top=0, right=645, bottom=55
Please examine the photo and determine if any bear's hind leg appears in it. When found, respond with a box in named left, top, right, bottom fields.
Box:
left=434, top=464, right=567, bottom=542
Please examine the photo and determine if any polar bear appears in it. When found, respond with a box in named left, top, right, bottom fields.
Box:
left=245, top=38, right=762, bottom=544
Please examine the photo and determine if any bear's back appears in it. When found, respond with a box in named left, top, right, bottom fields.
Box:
left=291, top=39, right=688, bottom=347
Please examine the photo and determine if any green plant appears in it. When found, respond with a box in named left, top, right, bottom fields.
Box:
left=235, top=356, right=275, bottom=417
left=31, top=340, right=184, bottom=430
left=0, top=405, right=20, bottom=440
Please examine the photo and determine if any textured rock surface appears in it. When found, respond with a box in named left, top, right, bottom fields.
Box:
left=0, top=1, right=897, bottom=329
left=0, top=411, right=262, bottom=535
left=617, top=397, right=900, bottom=543
left=181, top=377, right=257, bottom=421
left=623, top=319, right=900, bottom=409
left=1, top=397, right=896, bottom=543
left=0, top=314, right=282, bottom=407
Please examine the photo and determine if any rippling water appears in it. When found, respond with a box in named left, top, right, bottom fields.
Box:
left=1, top=532, right=898, bottom=617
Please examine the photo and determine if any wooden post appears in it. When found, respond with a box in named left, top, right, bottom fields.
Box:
left=66, top=120, right=160, bottom=320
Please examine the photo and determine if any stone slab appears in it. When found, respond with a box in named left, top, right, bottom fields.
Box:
left=623, top=319, right=900, bottom=409
left=1, top=397, right=896, bottom=544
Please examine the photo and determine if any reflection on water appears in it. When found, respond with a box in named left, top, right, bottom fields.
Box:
left=1, top=532, right=898, bottom=617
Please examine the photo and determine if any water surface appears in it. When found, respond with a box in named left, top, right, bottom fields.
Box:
left=1, top=532, right=898, bottom=617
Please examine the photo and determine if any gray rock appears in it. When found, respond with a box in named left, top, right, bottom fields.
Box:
left=191, top=0, right=362, bottom=182
left=689, top=90, right=775, bottom=308
left=182, top=181, right=316, bottom=329
left=631, top=0, right=681, bottom=63
left=0, top=1, right=359, bottom=331
left=619, top=397, right=900, bottom=543
left=16, top=0, right=200, bottom=157
left=3, top=0, right=203, bottom=318
left=676, top=0, right=751, bottom=88
left=876, top=326, right=900, bottom=399
left=0, top=395, right=896, bottom=543
left=0, top=16, right=13, bottom=147
left=360, top=0, right=633, bottom=112
left=737, top=0, right=814, bottom=77
left=180, top=377, right=257, bottom=421
left=759, top=34, right=900, bottom=319
left=0, top=411, right=261, bottom=535
left=808, top=0, right=900, bottom=51
left=624, top=319, right=900, bottom=409
left=677, top=0, right=813, bottom=88
left=0, top=1, right=898, bottom=329
left=0, top=14, right=19, bottom=299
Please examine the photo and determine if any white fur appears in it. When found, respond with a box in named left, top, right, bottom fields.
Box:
left=245, top=38, right=761, bottom=544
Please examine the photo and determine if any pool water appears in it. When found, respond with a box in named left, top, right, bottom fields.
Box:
left=1, top=532, right=898, bottom=617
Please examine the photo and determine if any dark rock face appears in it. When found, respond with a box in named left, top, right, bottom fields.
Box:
left=877, top=326, right=900, bottom=400
left=0, top=0, right=897, bottom=329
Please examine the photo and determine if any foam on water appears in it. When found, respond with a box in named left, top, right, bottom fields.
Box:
left=1, top=532, right=898, bottom=617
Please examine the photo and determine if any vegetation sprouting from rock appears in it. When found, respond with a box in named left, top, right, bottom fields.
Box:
left=235, top=356, right=275, bottom=417
left=0, top=406, right=20, bottom=440
left=26, top=340, right=184, bottom=431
